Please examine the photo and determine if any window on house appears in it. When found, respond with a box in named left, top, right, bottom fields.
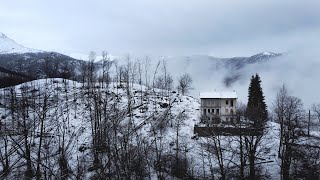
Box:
left=230, top=109, right=234, bottom=115
left=231, top=100, right=234, bottom=107
left=203, top=109, right=206, bottom=115
left=212, top=109, right=214, bottom=114
left=226, top=100, right=229, bottom=105
left=225, top=109, right=229, bottom=114
left=208, top=109, right=210, bottom=113
left=216, top=109, right=219, bottom=115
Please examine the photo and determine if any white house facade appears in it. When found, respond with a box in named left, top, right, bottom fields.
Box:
left=199, top=91, right=237, bottom=125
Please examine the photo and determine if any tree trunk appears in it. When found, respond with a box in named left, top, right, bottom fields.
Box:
left=249, top=153, right=255, bottom=180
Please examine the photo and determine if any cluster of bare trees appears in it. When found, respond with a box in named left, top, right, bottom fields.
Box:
left=0, top=79, right=81, bottom=179
left=75, top=52, right=200, bottom=179
left=273, top=85, right=320, bottom=179
left=0, top=52, right=198, bottom=179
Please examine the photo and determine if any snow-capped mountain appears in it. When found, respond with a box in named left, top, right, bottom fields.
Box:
left=0, top=32, right=42, bottom=54
left=0, top=32, right=83, bottom=86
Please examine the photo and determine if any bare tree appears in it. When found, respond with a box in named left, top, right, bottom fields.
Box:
left=177, top=73, right=193, bottom=95
left=34, top=87, right=50, bottom=180
left=88, top=51, right=97, bottom=88
left=210, top=135, right=227, bottom=180
left=137, top=59, right=144, bottom=104
left=100, top=51, right=112, bottom=88
left=273, top=85, right=305, bottom=180
left=172, top=110, right=189, bottom=179
left=144, top=56, right=151, bottom=88
left=312, top=104, right=320, bottom=123
left=233, top=102, right=248, bottom=179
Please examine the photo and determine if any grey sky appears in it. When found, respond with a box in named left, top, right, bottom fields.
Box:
left=1, top=0, right=320, bottom=57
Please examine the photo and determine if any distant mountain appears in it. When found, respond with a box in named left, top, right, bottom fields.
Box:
left=0, top=33, right=84, bottom=87
left=220, top=52, right=281, bottom=86
left=0, top=52, right=82, bottom=78
left=163, top=52, right=281, bottom=87
left=165, top=51, right=281, bottom=72
left=223, top=51, right=280, bottom=70
left=0, top=32, right=281, bottom=89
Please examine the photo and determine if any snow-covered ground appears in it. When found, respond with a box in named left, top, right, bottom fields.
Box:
left=0, top=78, right=319, bottom=179
left=0, top=78, right=203, bottom=178
left=0, top=79, right=271, bottom=178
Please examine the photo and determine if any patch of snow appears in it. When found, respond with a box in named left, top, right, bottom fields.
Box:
left=199, top=91, right=237, bottom=99
left=262, top=52, right=272, bottom=56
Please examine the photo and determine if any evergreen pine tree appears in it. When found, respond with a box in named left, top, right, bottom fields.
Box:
left=244, top=74, right=269, bottom=180
left=246, top=74, right=268, bottom=128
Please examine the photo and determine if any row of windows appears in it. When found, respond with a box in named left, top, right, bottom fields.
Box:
left=202, top=99, right=234, bottom=107
left=203, top=108, right=219, bottom=115
left=202, top=100, right=219, bottom=106
left=203, top=108, right=234, bottom=115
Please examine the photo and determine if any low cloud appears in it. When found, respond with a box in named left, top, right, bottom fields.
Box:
left=1, top=0, right=320, bottom=57
left=201, top=47, right=320, bottom=109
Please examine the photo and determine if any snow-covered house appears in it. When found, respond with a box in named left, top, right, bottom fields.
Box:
left=199, top=91, right=237, bottom=125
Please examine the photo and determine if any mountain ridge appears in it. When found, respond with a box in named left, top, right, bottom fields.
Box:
left=0, top=32, right=282, bottom=89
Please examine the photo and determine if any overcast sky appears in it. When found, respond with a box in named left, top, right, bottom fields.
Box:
left=1, top=0, right=320, bottom=57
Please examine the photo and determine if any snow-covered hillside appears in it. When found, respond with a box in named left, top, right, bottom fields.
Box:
left=0, top=32, right=42, bottom=54
left=0, top=78, right=201, bottom=178
left=0, top=78, right=290, bottom=179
